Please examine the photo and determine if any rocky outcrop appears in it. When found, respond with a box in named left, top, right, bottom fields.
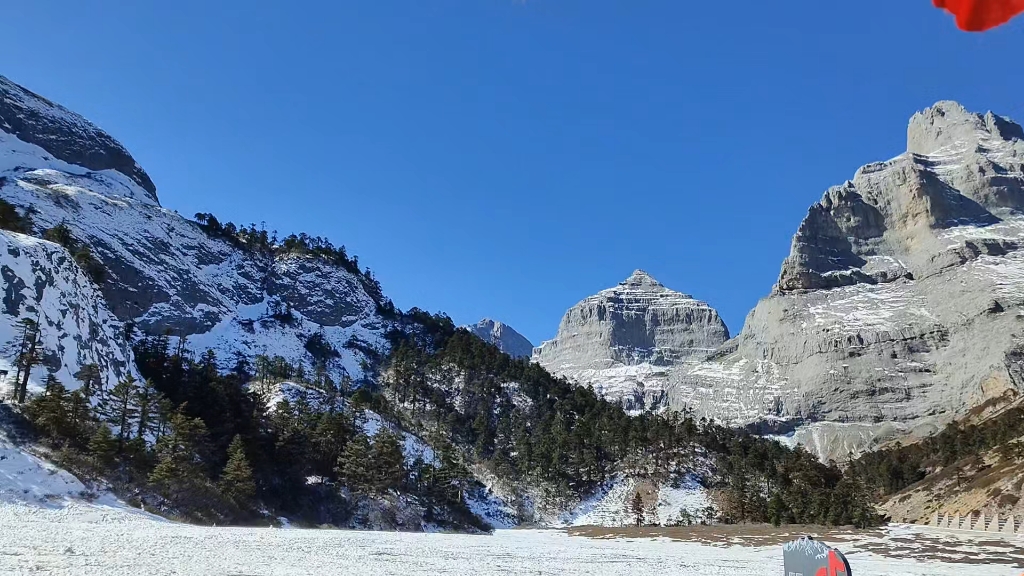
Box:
left=0, top=231, right=135, bottom=395
left=0, top=75, right=386, bottom=390
left=668, top=101, right=1024, bottom=458
left=533, top=270, right=729, bottom=411
left=0, top=75, right=156, bottom=202
left=467, top=319, right=534, bottom=359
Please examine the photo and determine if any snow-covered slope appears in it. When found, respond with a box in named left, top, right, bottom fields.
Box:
left=0, top=230, right=135, bottom=397
left=0, top=74, right=156, bottom=201
left=0, top=76, right=387, bottom=391
left=0, top=421, right=162, bottom=523
left=559, top=474, right=711, bottom=527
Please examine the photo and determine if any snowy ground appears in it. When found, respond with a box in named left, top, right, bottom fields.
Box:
left=2, top=428, right=1020, bottom=575
left=0, top=500, right=1020, bottom=576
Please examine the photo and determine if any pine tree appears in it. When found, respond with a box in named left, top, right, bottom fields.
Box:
left=219, top=435, right=257, bottom=505
left=768, top=493, right=787, bottom=527
left=96, top=375, right=141, bottom=451
left=73, top=363, right=103, bottom=400
left=66, top=389, right=92, bottom=444
left=28, top=374, right=69, bottom=439
left=149, top=406, right=210, bottom=501
left=135, top=379, right=164, bottom=441
left=88, top=425, right=118, bottom=468
left=42, top=221, right=76, bottom=250
left=631, top=491, right=645, bottom=527
left=371, top=431, right=406, bottom=494
left=337, top=435, right=373, bottom=493
left=13, top=317, right=43, bottom=404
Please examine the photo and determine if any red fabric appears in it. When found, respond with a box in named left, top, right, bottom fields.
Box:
left=934, top=0, right=1024, bottom=31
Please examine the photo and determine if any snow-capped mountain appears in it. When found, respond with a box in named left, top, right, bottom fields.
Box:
left=668, top=101, right=1024, bottom=458
left=533, top=270, right=729, bottom=411
left=0, top=74, right=387, bottom=396
left=466, top=319, right=533, bottom=359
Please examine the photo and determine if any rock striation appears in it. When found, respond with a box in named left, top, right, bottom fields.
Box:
left=533, top=270, right=729, bottom=411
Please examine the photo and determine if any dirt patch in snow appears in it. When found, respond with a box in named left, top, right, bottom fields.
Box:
left=567, top=524, right=1024, bottom=566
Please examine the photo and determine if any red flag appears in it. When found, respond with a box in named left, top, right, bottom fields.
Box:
left=934, top=0, right=1024, bottom=31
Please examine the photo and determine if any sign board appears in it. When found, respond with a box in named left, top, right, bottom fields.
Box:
left=782, top=537, right=851, bottom=576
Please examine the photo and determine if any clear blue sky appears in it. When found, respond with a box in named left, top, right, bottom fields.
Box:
left=2, top=1, right=1022, bottom=345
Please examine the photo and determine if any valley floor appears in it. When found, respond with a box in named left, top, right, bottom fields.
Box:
left=0, top=498, right=1021, bottom=576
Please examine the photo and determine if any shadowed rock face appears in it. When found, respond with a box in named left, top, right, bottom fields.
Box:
left=0, top=75, right=157, bottom=203
left=467, top=319, right=534, bottom=359
left=533, top=270, right=729, bottom=411
left=670, top=101, right=1024, bottom=459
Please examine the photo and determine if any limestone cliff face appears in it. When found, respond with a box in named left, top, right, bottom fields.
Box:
left=668, top=101, right=1024, bottom=459
left=533, top=270, right=729, bottom=411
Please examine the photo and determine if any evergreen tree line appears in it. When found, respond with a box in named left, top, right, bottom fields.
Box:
left=192, top=212, right=395, bottom=316
left=19, top=362, right=257, bottom=523
left=847, top=405, right=1024, bottom=498
left=12, top=304, right=880, bottom=528
left=383, top=310, right=882, bottom=527
left=17, top=334, right=487, bottom=529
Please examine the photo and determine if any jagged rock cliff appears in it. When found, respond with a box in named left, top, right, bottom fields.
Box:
left=467, top=319, right=534, bottom=359
left=0, top=74, right=386, bottom=394
left=0, top=231, right=135, bottom=395
left=668, top=101, right=1024, bottom=459
left=533, top=270, right=729, bottom=411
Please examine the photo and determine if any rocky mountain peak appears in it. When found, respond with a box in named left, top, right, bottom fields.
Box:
left=0, top=74, right=157, bottom=203
left=467, top=318, right=534, bottom=359
left=777, top=101, right=1024, bottom=293
left=669, top=101, right=1024, bottom=461
left=908, top=100, right=1023, bottom=156
left=533, top=271, right=728, bottom=411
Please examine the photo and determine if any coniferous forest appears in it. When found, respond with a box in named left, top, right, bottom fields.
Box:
left=4, top=214, right=881, bottom=529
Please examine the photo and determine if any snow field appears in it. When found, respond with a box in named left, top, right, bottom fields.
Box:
left=0, top=511, right=1018, bottom=576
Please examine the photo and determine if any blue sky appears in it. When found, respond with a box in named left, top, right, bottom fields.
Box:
left=2, top=1, right=1023, bottom=345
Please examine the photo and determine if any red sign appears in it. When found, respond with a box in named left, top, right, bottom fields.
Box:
left=814, top=550, right=850, bottom=576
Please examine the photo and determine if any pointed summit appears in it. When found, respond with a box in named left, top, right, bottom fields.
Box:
left=622, top=269, right=663, bottom=288
left=602, top=269, right=693, bottom=299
